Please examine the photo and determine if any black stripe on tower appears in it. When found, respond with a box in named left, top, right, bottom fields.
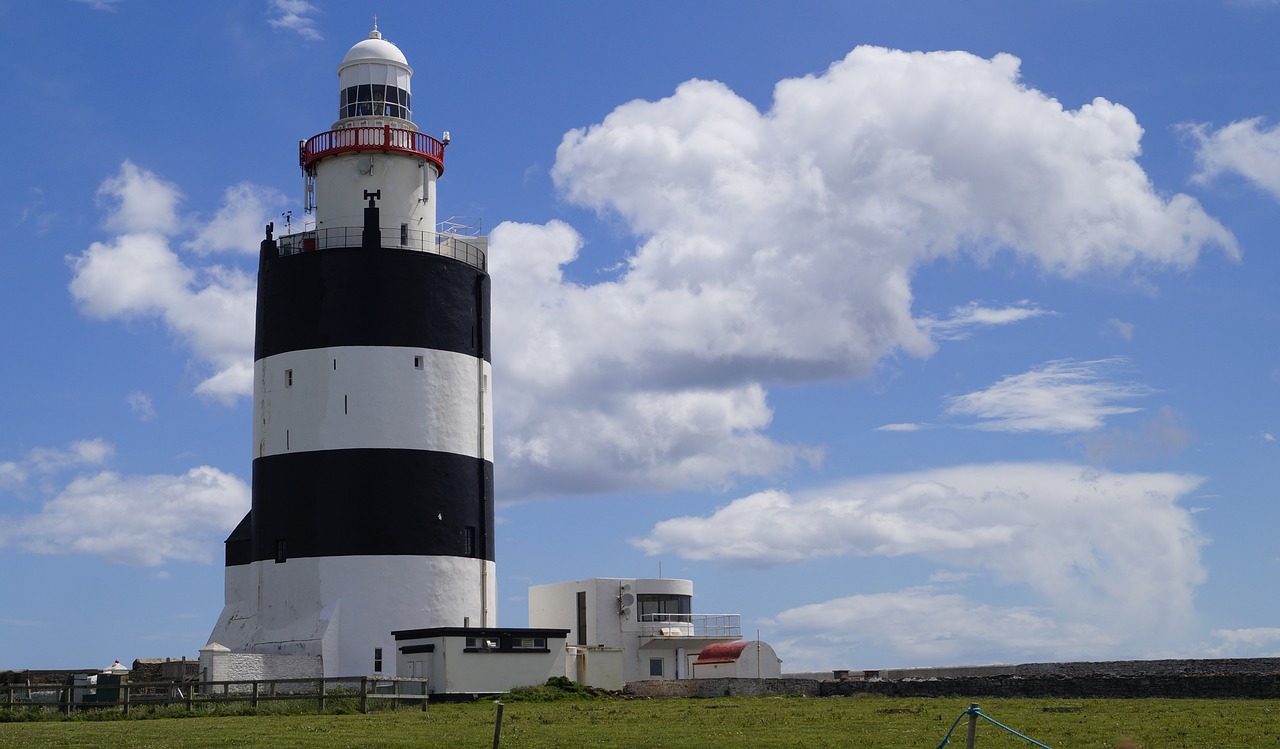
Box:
left=255, top=247, right=491, bottom=362
left=227, top=449, right=495, bottom=566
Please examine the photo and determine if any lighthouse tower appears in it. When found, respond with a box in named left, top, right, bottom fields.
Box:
left=208, top=26, right=494, bottom=679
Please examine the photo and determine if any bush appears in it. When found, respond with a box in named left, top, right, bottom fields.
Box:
left=499, top=677, right=607, bottom=702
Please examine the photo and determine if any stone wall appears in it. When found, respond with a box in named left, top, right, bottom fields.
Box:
left=625, top=658, right=1280, bottom=700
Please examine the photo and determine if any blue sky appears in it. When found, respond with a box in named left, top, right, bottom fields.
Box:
left=1, top=0, right=1278, bottom=673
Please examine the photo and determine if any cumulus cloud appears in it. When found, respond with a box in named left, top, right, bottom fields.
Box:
left=490, top=46, right=1233, bottom=498
left=1105, top=318, right=1135, bottom=342
left=637, top=463, right=1205, bottom=652
left=944, top=358, right=1150, bottom=432
left=1185, top=118, right=1280, bottom=201
left=267, top=0, right=322, bottom=41
left=68, top=162, right=281, bottom=402
left=0, top=467, right=249, bottom=566
left=1208, top=627, right=1280, bottom=657
left=768, top=587, right=1113, bottom=669
left=0, top=440, right=249, bottom=566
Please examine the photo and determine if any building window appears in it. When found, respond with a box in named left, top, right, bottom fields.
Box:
left=414, top=355, right=424, bottom=370
left=576, top=591, right=587, bottom=646
left=401, top=223, right=409, bottom=246
left=513, top=638, right=546, bottom=650
left=463, top=526, right=476, bottom=557
left=274, top=538, right=287, bottom=564
left=637, top=594, right=692, bottom=622
left=373, top=647, right=383, bottom=673
left=285, top=369, right=293, bottom=387
left=649, top=658, right=664, bottom=677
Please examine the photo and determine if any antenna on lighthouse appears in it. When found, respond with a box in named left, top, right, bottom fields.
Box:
left=370, top=16, right=380, bottom=39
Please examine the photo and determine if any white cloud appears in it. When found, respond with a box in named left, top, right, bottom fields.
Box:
left=489, top=46, right=1233, bottom=498
left=184, top=183, right=287, bottom=256
left=0, top=439, right=248, bottom=566
left=76, top=0, right=123, bottom=10
left=1185, top=118, right=1280, bottom=201
left=637, top=463, right=1205, bottom=656
left=128, top=391, right=156, bottom=421
left=26, top=439, right=114, bottom=474
left=944, top=358, right=1150, bottom=432
left=768, top=588, right=1113, bottom=669
left=875, top=423, right=928, bottom=432
left=267, top=0, right=323, bottom=41
left=0, top=466, right=249, bottom=566
left=924, top=301, right=1053, bottom=341
left=1265, top=432, right=1276, bottom=442
left=1207, top=627, right=1280, bottom=657
left=1105, top=318, right=1135, bottom=342
left=69, top=162, right=270, bottom=402
left=97, top=161, right=182, bottom=235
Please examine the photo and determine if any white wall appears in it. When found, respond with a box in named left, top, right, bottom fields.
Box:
left=255, top=346, right=492, bottom=461
left=208, top=554, right=497, bottom=678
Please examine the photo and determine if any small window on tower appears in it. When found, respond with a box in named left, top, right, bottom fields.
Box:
left=463, top=526, right=476, bottom=557
left=401, top=223, right=409, bottom=246
left=414, top=355, right=424, bottom=370
left=275, top=538, right=287, bottom=564
left=373, top=647, right=383, bottom=673
left=285, top=369, right=293, bottom=387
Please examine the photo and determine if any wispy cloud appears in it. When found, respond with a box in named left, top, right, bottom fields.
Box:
left=267, top=0, right=323, bottom=41
left=128, top=391, right=156, bottom=421
left=76, top=0, right=123, bottom=10
left=1105, top=318, right=1135, bottom=342
left=1075, top=405, right=1192, bottom=464
left=924, top=301, right=1053, bottom=341
left=945, top=358, right=1150, bottom=433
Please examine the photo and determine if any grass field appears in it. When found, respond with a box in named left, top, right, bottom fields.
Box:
left=3, top=694, right=1278, bottom=748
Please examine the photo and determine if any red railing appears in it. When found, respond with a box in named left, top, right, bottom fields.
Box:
left=301, top=126, right=445, bottom=175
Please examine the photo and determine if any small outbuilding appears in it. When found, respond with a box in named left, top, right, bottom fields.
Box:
left=692, top=640, right=782, bottom=679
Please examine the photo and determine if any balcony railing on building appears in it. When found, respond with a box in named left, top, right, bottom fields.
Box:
left=639, top=614, right=741, bottom=639
left=278, top=226, right=486, bottom=272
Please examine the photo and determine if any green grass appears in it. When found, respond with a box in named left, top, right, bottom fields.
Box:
left=2, top=695, right=1279, bottom=748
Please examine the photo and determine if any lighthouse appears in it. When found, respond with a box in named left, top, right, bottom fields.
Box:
left=207, top=25, right=494, bottom=679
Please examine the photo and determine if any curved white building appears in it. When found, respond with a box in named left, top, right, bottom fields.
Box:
left=207, top=25, right=494, bottom=679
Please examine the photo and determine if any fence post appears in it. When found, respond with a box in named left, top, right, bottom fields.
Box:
left=122, top=682, right=130, bottom=717
left=966, top=703, right=979, bottom=749
left=492, top=701, right=505, bottom=749
left=252, top=680, right=260, bottom=708
left=318, top=678, right=326, bottom=712
left=360, top=677, right=369, bottom=714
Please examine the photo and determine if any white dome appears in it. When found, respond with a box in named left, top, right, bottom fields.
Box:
left=340, top=28, right=408, bottom=67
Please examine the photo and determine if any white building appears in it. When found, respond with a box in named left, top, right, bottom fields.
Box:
left=528, top=578, right=747, bottom=689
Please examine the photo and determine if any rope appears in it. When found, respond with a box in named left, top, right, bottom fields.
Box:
left=934, top=705, right=1055, bottom=749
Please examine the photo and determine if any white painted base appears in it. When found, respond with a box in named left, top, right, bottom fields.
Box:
left=209, top=554, right=497, bottom=678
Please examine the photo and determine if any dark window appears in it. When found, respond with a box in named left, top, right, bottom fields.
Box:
left=285, top=369, right=293, bottom=387
left=275, top=538, right=287, bottom=564
left=649, top=658, right=664, bottom=677
left=373, top=647, right=383, bottom=673
left=463, top=526, right=476, bottom=557
left=576, top=591, right=587, bottom=646
left=637, top=594, right=692, bottom=621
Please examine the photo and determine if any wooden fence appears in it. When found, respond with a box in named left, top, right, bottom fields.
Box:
left=0, top=676, right=429, bottom=715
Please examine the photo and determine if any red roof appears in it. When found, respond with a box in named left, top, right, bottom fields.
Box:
left=693, top=641, right=752, bottom=665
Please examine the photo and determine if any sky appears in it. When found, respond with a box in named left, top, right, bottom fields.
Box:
left=1, top=0, right=1278, bottom=674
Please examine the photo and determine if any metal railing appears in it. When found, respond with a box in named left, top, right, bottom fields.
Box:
left=639, top=613, right=742, bottom=639
left=277, top=227, right=486, bottom=271
left=301, top=125, right=445, bottom=174
left=0, top=676, right=428, bottom=715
